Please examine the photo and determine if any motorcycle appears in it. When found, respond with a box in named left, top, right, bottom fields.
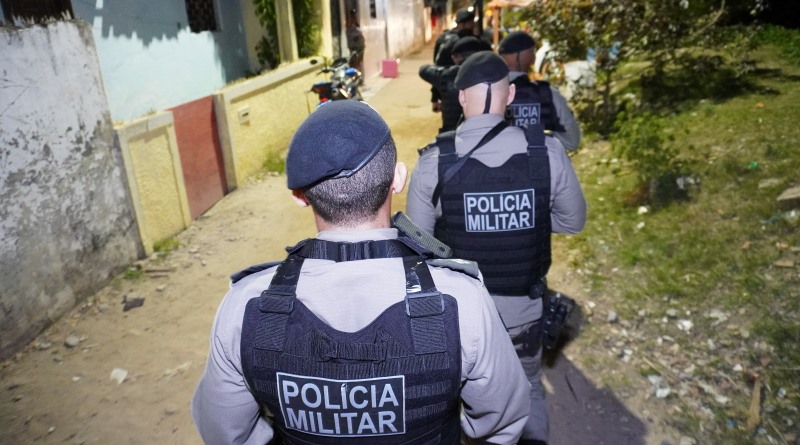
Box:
left=307, top=56, right=363, bottom=111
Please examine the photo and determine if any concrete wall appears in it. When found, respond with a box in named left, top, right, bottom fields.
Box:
left=116, top=113, right=192, bottom=256
left=214, top=58, right=324, bottom=189
left=0, top=21, right=141, bottom=361
left=385, top=0, right=427, bottom=58
left=71, top=0, right=253, bottom=122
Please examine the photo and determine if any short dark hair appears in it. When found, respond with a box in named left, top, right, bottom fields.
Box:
left=304, top=138, right=397, bottom=226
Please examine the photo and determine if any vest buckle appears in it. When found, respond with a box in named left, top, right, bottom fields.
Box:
left=259, top=289, right=295, bottom=314
left=405, top=291, right=444, bottom=317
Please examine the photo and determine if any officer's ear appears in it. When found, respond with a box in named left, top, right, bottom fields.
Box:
left=291, top=189, right=310, bottom=207
left=458, top=89, right=466, bottom=107
left=392, top=162, right=407, bottom=195
left=507, top=83, right=516, bottom=105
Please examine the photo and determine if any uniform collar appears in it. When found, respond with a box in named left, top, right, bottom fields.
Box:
left=458, top=113, right=505, bottom=133
left=317, top=228, right=399, bottom=243
left=509, top=71, right=527, bottom=82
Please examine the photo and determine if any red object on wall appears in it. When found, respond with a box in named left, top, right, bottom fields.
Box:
left=170, top=96, right=227, bottom=219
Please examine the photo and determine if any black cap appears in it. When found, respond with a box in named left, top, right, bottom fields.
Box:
left=455, top=8, right=474, bottom=23
left=454, top=51, right=509, bottom=90
left=451, top=36, right=489, bottom=56
left=286, top=101, right=390, bottom=190
left=498, top=31, right=536, bottom=54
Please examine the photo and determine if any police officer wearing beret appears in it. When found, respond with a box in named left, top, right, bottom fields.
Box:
left=192, top=100, right=530, bottom=445
left=407, top=53, right=588, bottom=445
left=499, top=31, right=582, bottom=152
left=430, top=9, right=490, bottom=117
left=420, top=36, right=491, bottom=134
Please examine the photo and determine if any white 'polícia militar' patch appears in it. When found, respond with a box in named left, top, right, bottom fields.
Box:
left=276, top=372, right=405, bottom=437
left=464, top=189, right=535, bottom=232
left=506, top=102, right=541, bottom=126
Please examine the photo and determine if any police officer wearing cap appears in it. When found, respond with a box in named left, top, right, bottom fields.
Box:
left=430, top=9, right=490, bottom=116
left=192, top=100, right=530, bottom=445
left=420, top=36, right=491, bottom=134
left=407, top=52, right=587, bottom=445
left=499, top=31, right=582, bottom=152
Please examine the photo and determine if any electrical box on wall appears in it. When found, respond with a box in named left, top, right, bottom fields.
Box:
left=237, top=106, right=250, bottom=125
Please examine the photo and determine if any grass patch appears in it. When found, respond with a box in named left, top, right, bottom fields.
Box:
left=122, top=266, right=144, bottom=281
left=568, top=30, right=800, bottom=442
left=263, top=149, right=286, bottom=174
left=153, top=237, right=180, bottom=254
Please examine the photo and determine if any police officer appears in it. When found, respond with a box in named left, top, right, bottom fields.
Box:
left=406, top=53, right=587, bottom=445
left=430, top=8, right=485, bottom=115
left=191, top=100, right=530, bottom=445
left=420, top=36, right=491, bottom=134
left=498, top=31, right=582, bottom=152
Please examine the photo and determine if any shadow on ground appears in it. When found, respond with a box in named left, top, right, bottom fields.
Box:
left=543, top=290, right=648, bottom=445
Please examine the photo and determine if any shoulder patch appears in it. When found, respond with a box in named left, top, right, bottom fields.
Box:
left=230, top=260, right=282, bottom=284
left=427, top=258, right=481, bottom=280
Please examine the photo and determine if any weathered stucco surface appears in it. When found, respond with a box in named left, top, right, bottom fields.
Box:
left=0, top=21, right=141, bottom=360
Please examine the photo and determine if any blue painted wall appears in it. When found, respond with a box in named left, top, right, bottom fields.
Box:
left=72, top=0, right=251, bottom=122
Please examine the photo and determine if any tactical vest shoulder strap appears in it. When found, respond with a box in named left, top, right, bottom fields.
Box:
left=426, top=258, right=481, bottom=280
left=287, top=238, right=425, bottom=261
left=230, top=261, right=282, bottom=284
left=524, top=123, right=550, bottom=180
left=254, top=254, right=446, bottom=355
left=432, top=122, right=508, bottom=206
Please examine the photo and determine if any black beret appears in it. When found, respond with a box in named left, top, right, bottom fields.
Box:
left=452, top=36, right=489, bottom=56
left=286, top=101, right=390, bottom=190
left=455, top=8, right=474, bottom=23
left=498, top=31, right=536, bottom=54
left=454, top=51, right=509, bottom=90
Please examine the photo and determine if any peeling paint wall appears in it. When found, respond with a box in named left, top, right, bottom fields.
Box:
left=0, top=21, right=141, bottom=360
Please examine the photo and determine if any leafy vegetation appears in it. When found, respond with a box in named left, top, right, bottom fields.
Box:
left=253, top=0, right=321, bottom=70
left=565, top=26, right=800, bottom=443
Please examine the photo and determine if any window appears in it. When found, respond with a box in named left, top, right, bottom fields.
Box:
left=1, top=0, right=73, bottom=22
left=369, top=0, right=376, bottom=19
left=184, top=0, right=218, bottom=33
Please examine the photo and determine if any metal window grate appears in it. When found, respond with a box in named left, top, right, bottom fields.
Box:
left=1, top=0, right=73, bottom=22
left=185, top=0, right=217, bottom=33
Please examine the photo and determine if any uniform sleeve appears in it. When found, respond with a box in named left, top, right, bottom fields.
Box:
left=548, top=139, right=587, bottom=234
left=406, top=152, right=440, bottom=235
left=191, top=290, right=274, bottom=445
left=419, top=64, right=444, bottom=88
left=550, top=86, right=582, bottom=152
left=459, top=285, right=530, bottom=443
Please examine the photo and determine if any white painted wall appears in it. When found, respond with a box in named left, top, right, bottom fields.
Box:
left=0, top=20, right=141, bottom=360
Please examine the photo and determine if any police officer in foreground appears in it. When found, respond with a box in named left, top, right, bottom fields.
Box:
left=420, top=36, right=491, bottom=134
left=406, top=52, right=588, bottom=445
left=191, top=100, right=530, bottom=444
left=499, top=31, right=582, bottom=152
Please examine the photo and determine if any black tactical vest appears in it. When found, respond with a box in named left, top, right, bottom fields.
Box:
left=433, top=126, right=552, bottom=295
left=240, top=238, right=462, bottom=445
left=505, top=77, right=563, bottom=133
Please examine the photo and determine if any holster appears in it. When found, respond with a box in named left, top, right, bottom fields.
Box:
left=541, top=292, right=575, bottom=350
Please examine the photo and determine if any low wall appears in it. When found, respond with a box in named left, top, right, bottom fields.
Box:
left=214, top=58, right=325, bottom=189
left=116, top=113, right=192, bottom=256
left=0, top=21, right=142, bottom=360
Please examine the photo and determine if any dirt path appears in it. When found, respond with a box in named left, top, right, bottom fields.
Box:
left=0, top=42, right=679, bottom=445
